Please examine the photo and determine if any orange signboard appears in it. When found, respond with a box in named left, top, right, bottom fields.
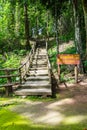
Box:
left=57, top=54, right=80, bottom=65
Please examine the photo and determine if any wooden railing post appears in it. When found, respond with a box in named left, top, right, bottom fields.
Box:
left=19, top=68, right=22, bottom=84
left=75, top=65, right=78, bottom=83
left=5, top=70, right=13, bottom=96
left=46, top=41, right=52, bottom=84
left=58, top=64, right=60, bottom=83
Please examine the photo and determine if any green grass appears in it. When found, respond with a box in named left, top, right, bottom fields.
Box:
left=0, top=107, right=87, bottom=130
left=0, top=97, right=87, bottom=130
left=0, top=108, right=50, bottom=130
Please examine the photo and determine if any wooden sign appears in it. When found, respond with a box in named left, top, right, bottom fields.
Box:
left=57, top=54, right=80, bottom=83
left=57, top=54, right=80, bottom=65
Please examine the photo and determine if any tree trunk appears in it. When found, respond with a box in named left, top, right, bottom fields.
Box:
left=24, top=2, right=31, bottom=50
left=8, top=2, right=15, bottom=36
left=82, top=0, right=87, bottom=57
left=72, top=0, right=85, bottom=73
left=15, top=2, right=20, bottom=37
left=36, top=16, right=39, bottom=37
left=55, top=0, right=59, bottom=54
left=72, top=0, right=82, bottom=54
left=46, top=10, right=49, bottom=42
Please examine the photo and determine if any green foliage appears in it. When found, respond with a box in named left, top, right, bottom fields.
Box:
left=18, top=50, right=27, bottom=56
left=0, top=50, right=28, bottom=85
left=84, top=60, right=87, bottom=71
left=48, top=42, right=58, bottom=71
left=25, top=96, right=54, bottom=102
left=60, top=34, right=74, bottom=43
left=0, top=49, right=28, bottom=69
left=2, top=53, right=20, bottom=68
left=48, top=38, right=78, bottom=82
left=61, top=47, right=76, bottom=54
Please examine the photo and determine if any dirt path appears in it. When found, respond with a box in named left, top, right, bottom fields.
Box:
left=59, top=40, right=74, bottom=53
left=10, top=76, right=87, bottom=125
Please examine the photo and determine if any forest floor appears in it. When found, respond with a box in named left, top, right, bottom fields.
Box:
left=8, top=75, right=87, bottom=125
left=0, top=40, right=87, bottom=129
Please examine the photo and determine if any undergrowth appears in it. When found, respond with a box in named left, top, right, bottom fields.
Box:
left=0, top=49, right=29, bottom=87
left=48, top=39, right=78, bottom=83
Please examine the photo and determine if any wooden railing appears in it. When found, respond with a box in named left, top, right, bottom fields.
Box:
left=19, top=43, right=36, bottom=83
left=0, top=43, right=36, bottom=96
left=46, top=41, right=52, bottom=84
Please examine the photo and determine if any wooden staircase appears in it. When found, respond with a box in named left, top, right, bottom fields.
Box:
left=14, top=41, right=52, bottom=96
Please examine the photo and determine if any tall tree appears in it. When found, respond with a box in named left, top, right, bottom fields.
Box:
left=72, top=0, right=84, bottom=72
left=72, top=0, right=82, bottom=54
left=24, top=1, right=31, bottom=50
left=82, top=0, right=87, bottom=57
left=8, top=0, right=16, bottom=37
left=55, top=0, right=59, bottom=53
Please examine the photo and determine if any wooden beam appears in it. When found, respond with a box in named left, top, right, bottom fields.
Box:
left=75, top=65, right=78, bottom=83
left=0, top=74, right=20, bottom=78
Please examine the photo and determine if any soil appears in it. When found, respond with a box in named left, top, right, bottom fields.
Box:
left=10, top=76, right=87, bottom=125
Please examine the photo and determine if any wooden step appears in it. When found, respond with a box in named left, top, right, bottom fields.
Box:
left=31, top=65, right=47, bottom=68
left=34, top=54, right=47, bottom=56
left=19, top=82, right=51, bottom=89
left=30, top=67, right=48, bottom=70
left=14, top=88, right=51, bottom=96
left=27, top=72, right=48, bottom=76
left=33, top=57, right=46, bottom=60
left=13, top=44, right=52, bottom=96
left=29, top=69, right=48, bottom=73
left=25, top=76, right=49, bottom=81
left=32, top=60, right=47, bottom=63
left=32, top=62, right=47, bottom=65
left=34, top=55, right=47, bottom=58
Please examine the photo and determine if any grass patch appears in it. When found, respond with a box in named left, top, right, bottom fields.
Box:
left=0, top=108, right=32, bottom=130
left=0, top=107, right=87, bottom=130
left=25, top=95, right=55, bottom=102
left=0, top=97, right=87, bottom=130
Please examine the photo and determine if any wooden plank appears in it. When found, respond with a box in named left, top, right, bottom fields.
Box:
left=0, top=68, right=18, bottom=71
left=0, top=82, right=19, bottom=87
left=75, top=65, right=78, bottom=83
left=0, top=74, right=20, bottom=78
left=57, top=54, right=80, bottom=65
left=58, top=64, right=60, bottom=83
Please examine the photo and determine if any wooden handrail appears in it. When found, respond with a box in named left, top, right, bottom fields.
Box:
left=19, top=44, right=35, bottom=67
left=0, top=42, right=36, bottom=96
left=0, top=74, right=20, bottom=78
left=0, top=42, right=36, bottom=86
left=0, top=68, right=18, bottom=71
left=18, top=43, right=36, bottom=83
left=46, top=41, right=52, bottom=84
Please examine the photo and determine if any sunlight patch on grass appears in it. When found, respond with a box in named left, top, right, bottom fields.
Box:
left=36, top=111, right=64, bottom=125
left=63, top=115, right=87, bottom=125
left=0, top=109, right=30, bottom=126
left=46, top=98, right=75, bottom=109
left=0, top=108, right=58, bottom=130
left=0, top=105, right=87, bottom=130
left=0, top=98, right=23, bottom=108
left=0, top=97, right=10, bottom=101
left=3, top=120, right=29, bottom=127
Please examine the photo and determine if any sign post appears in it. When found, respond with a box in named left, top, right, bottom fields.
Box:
left=57, top=54, right=80, bottom=83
